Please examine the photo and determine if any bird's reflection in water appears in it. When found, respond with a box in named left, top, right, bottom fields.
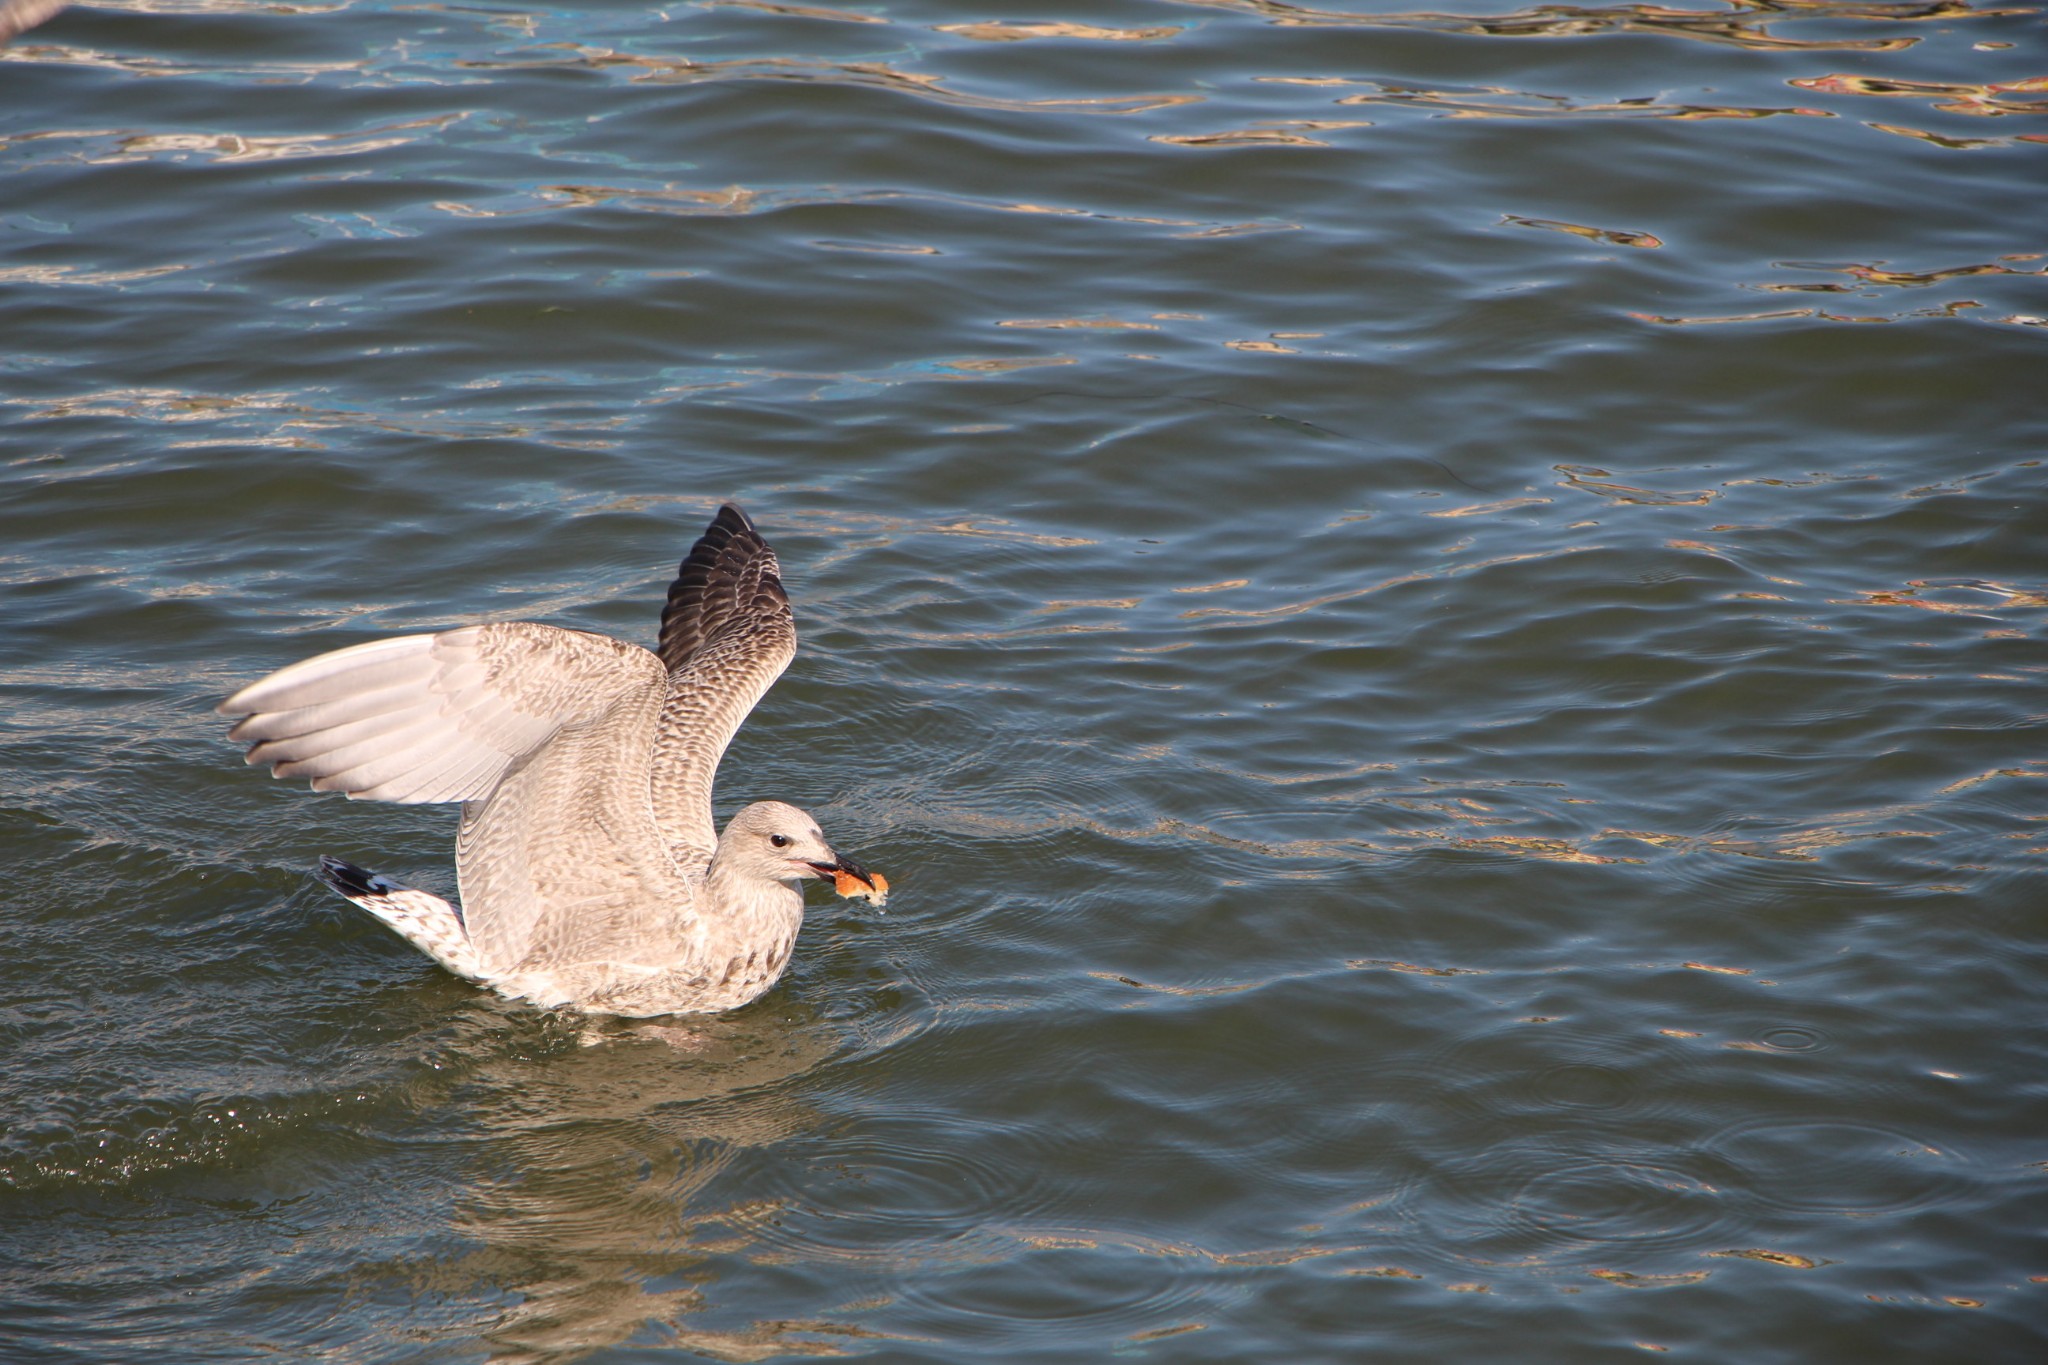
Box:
left=362, top=990, right=850, bottom=1362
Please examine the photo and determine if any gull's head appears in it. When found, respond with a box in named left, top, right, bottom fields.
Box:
left=719, top=800, right=878, bottom=893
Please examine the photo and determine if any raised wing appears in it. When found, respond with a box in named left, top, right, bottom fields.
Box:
left=657, top=503, right=787, bottom=672
left=219, top=622, right=668, bottom=805
left=648, top=504, right=798, bottom=867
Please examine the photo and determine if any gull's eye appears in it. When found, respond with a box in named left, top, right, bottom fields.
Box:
left=769, top=833, right=791, bottom=849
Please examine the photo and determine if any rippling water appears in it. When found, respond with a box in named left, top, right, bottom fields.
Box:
left=3, top=0, right=2044, bottom=1359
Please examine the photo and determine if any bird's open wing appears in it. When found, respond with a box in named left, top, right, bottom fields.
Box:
left=648, top=505, right=798, bottom=867
left=656, top=503, right=789, bottom=673
left=219, top=622, right=668, bottom=805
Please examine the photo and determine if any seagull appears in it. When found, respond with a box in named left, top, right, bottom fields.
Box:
left=218, top=505, right=885, bottom=1017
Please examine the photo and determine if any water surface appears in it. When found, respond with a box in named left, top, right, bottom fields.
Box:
left=2, top=0, right=2045, bottom=1359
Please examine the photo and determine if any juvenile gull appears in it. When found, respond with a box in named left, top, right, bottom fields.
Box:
left=218, top=505, right=883, bottom=1017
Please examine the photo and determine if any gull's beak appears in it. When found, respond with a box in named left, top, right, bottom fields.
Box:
left=805, top=855, right=875, bottom=890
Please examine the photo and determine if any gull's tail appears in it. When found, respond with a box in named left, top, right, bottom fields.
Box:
left=316, top=856, right=486, bottom=982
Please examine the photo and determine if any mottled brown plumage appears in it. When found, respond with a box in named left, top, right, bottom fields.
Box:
left=657, top=502, right=789, bottom=673
left=219, top=505, right=878, bottom=1016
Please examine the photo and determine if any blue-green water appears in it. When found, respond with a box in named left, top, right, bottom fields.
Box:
left=3, top=1, right=2045, bottom=1360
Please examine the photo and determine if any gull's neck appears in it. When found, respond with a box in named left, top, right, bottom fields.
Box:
left=704, top=853, right=804, bottom=924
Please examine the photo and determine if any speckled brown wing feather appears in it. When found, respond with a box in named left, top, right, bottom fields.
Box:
left=452, top=667, right=687, bottom=977
left=648, top=505, right=798, bottom=870
left=657, top=503, right=786, bottom=672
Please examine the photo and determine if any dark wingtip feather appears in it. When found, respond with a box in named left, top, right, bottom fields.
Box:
left=656, top=503, right=789, bottom=673
left=317, top=855, right=394, bottom=899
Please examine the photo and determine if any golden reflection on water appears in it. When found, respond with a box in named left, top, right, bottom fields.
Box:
left=937, top=21, right=1186, bottom=42
left=1752, top=255, right=2045, bottom=294
left=1429, top=496, right=1554, bottom=518
left=1151, top=119, right=1371, bottom=147
left=1556, top=466, right=1717, bottom=506
left=1541, top=218, right=2048, bottom=325
left=1792, top=71, right=2048, bottom=115
left=1503, top=216, right=1663, bottom=249
left=998, top=318, right=1162, bottom=331
left=1868, top=121, right=2045, bottom=148
left=0, top=262, right=190, bottom=286
left=936, top=355, right=1078, bottom=375
left=1262, top=75, right=1838, bottom=125
left=1630, top=301, right=2011, bottom=324
left=1589, top=1267, right=1712, bottom=1287
left=1937, top=762, right=2048, bottom=795
left=1172, top=0, right=1997, bottom=50
left=54, top=0, right=338, bottom=12
left=1778, top=71, right=2048, bottom=146
left=1707, top=1247, right=1828, bottom=1267
left=434, top=179, right=1297, bottom=247
left=1345, top=958, right=1489, bottom=976
left=1089, top=971, right=1261, bottom=997
left=698, top=0, right=888, bottom=23
left=812, top=239, right=940, bottom=255
left=434, top=182, right=775, bottom=218
left=0, top=32, right=347, bottom=77
left=3, top=383, right=662, bottom=476
left=1846, top=578, right=2048, bottom=612
left=113, top=118, right=454, bottom=164
left=1449, top=834, right=1634, bottom=863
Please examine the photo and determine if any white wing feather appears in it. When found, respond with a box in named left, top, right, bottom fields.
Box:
left=218, top=623, right=667, bottom=805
